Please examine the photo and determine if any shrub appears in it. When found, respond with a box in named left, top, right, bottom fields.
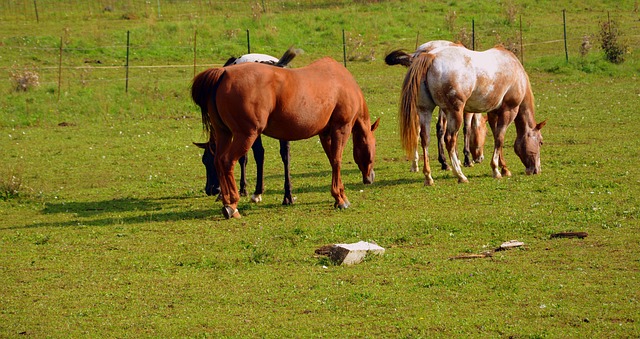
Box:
left=1, top=173, right=23, bottom=201
left=599, top=19, right=627, bottom=64
left=10, top=68, right=40, bottom=92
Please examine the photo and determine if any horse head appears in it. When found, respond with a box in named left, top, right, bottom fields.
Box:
left=514, top=120, right=546, bottom=175
left=469, top=114, right=488, bottom=163
left=353, top=118, right=380, bottom=184
left=193, top=141, right=220, bottom=196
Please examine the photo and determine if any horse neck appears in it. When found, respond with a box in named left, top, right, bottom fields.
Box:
left=515, top=85, right=537, bottom=134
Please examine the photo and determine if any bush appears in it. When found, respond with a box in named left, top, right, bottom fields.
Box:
left=1, top=173, right=23, bottom=201
left=10, top=68, right=40, bottom=92
left=599, top=19, right=627, bottom=64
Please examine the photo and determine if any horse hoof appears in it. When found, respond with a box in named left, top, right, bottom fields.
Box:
left=502, top=169, right=512, bottom=177
left=282, top=196, right=296, bottom=205
left=239, top=190, right=248, bottom=197
left=250, top=194, right=262, bottom=203
left=464, top=161, right=474, bottom=168
left=222, top=205, right=241, bottom=219
left=424, top=178, right=435, bottom=186
left=334, top=201, right=350, bottom=209
left=458, top=177, right=469, bottom=184
left=441, top=164, right=451, bottom=171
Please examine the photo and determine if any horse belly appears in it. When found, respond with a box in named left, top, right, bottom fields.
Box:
left=262, top=110, right=330, bottom=141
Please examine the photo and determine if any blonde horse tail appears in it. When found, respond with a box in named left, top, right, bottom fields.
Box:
left=191, top=68, right=226, bottom=136
left=399, top=52, right=434, bottom=158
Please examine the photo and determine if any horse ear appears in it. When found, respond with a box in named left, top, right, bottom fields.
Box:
left=536, top=120, right=547, bottom=130
left=371, top=118, right=381, bottom=132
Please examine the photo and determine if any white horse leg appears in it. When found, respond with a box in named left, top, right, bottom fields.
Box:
left=410, top=126, right=420, bottom=173
left=419, top=110, right=434, bottom=186
left=410, top=148, right=419, bottom=172
left=445, top=110, right=468, bottom=183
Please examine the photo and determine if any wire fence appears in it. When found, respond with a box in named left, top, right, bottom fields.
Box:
left=2, top=1, right=638, bottom=94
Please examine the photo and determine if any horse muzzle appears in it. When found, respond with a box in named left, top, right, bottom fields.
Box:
left=525, top=166, right=540, bottom=175
left=363, top=169, right=375, bottom=185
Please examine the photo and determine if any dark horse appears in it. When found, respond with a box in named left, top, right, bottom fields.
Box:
left=193, top=47, right=300, bottom=205
left=192, top=57, right=379, bottom=219
left=399, top=45, right=545, bottom=185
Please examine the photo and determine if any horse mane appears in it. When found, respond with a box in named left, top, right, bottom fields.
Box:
left=399, top=52, right=435, bottom=156
left=385, top=49, right=412, bottom=67
left=191, top=68, right=226, bottom=135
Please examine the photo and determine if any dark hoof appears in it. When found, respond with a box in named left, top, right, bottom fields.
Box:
left=441, top=164, right=451, bottom=171
left=282, top=196, right=296, bottom=205
left=222, top=205, right=241, bottom=219
left=239, top=189, right=248, bottom=197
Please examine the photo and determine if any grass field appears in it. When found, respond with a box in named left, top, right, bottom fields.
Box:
left=1, top=1, right=639, bottom=337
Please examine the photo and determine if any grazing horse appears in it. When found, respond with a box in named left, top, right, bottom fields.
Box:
left=399, top=45, right=545, bottom=185
left=193, top=47, right=300, bottom=205
left=385, top=40, right=488, bottom=173
left=192, top=57, right=379, bottom=219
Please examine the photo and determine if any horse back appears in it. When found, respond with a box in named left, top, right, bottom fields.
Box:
left=428, top=46, right=528, bottom=112
left=215, top=58, right=366, bottom=141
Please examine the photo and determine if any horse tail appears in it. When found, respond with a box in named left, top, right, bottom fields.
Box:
left=385, top=49, right=413, bottom=67
left=191, top=68, right=226, bottom=136
left=223, top=57, right=237, bottom=67
left=276, top=46, right=303, bottom=68
left=399, top=52, right=434, bottom=157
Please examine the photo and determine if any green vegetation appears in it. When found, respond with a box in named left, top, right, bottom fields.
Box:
left=1, top=1, right=639, bottom=337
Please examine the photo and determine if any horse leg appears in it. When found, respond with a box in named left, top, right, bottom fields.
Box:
left=215, top=131, right=258, bottom=219
left=443, top=107, right=468, bottom=183
left=410, top=146, right=419, bottom=173
left=419, top=110, right=434, bottom=186
left=279, top=140, right=294, bottom=205
left=487, top=109, right=517, bottom=178
left=462, top=112, right=474, bottom=167
left=436, top=108, right=451, bottom=171
left=249, top=136, right=265, bottom=203
left=238, top=154, right=248, bottom=197
left=319, top=127, right=351, bottom=209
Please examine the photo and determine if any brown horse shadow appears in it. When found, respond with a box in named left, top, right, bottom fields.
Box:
left=5, top=195, right=214, bottom=230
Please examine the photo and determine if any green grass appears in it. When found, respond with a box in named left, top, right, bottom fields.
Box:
left=1, top=1, right=639, bottom=337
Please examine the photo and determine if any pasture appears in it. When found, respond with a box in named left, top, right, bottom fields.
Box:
left=1, top=1, right=639, bottom=337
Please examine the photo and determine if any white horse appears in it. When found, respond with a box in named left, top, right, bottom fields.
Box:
left=385, top=41, right=488, bottom=174
left=398, top=45, right=545, bottom=185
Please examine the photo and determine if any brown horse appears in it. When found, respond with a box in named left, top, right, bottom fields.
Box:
left=385, top=41, right=488, bottom=174
left=193, top=47, right=300, bottom=205
left=399, top=45, right=545, bottom=185
left=192, top=57, right=379, bottom=219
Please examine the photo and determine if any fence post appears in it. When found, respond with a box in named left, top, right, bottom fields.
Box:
left=193, top=29, right=197, bottom=78
left=519, top=15, right=524, bottom=64
left=563, top=9, right=568, bottom=63
left=57, top=37, right=62, bottom=101
left=125, top=31, right=130, bottom=93
left=33, top=0, right=39, bottom=23
left=342, top=29, right=347, bottom=67
left=246, top=29, right=251, bottom=54
left=472, top=19, right=475, bottom=50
